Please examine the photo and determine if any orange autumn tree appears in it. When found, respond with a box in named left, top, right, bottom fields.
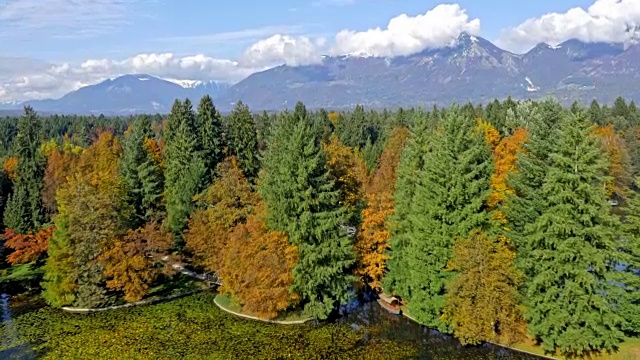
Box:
left=323, top=134, right=364, bottom=212
left=42, top=140, right=83, bottom=215
left=45, top=131, right=132, bottom=308
left=592, top=124, right=632, bottom=200
left=355, top=127, right=409, bottom=290
left=222, top=205, right=299, bottom=319
left=3, top=225, right=54, bottom=265
left=144, top=137, right=164, bottom=169
left=488, top=127, right=528, bottom=220
left=184, top=157, right=259, bottom=273
left=3, top=156, right=18, bottom=180
left=100, top=223, right=174, bottom=302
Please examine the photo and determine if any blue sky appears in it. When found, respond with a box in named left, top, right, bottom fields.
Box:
left=0, top=0, right=637, bottom=101
left=0, top=0, right=594, bottom=60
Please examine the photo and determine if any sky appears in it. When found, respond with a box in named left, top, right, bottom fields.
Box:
left=0, top=0, right=639, bottom=102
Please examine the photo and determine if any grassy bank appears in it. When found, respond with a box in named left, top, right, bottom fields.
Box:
left=214, top=294, right=310, bottom=324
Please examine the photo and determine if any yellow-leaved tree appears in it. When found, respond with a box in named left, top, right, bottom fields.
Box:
left=592, top=124, right=632, bottom=200
left=323, top=134, right=365, bottom=212
left=443, top=121, right=526, bottom=345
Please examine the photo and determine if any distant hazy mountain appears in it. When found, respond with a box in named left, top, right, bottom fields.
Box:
left=21, top=74, right=231, bottom=115
left=13, top=33, right=640, bottom=115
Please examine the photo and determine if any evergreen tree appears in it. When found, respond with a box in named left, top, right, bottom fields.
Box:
left=165, top=99, right=183, bottom=144
left=197, top=95, right=224, bottom=182
left=383, top=110, right=432, bottom=297
left=41, top=214, right=76, bottom=306
left=120, top=117, right=153, bottom=227
left=522, top=112, right=624, bottom=356
left=227, top=101, right=259, bottom=181
left=338, top=104, right=368, bottom=149
left=617, top=178, right=640, bottom=334
left=259, top=101, right=356, bottom=319
left=588, top=99, right=604, bottom=125
left=180, top=98, right=197, bottom=136
left=505, top=99, right=563, bottom=273
left=612, top=96, right=630, bottom=120
left=138, top=139, right=165, bottom=223
left=3, top=106, right=45, bottom=233
left=400, top=108, right=493, bottom=331
left=165, top=119, right=206, bottom=238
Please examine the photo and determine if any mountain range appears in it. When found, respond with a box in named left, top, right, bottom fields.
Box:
left=4, top=33, right=640, bottom=115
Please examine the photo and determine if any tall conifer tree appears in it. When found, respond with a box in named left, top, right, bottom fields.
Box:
left=259, top=101, right=356, bottom=319
left=521, top=111, right=624, bottom=356
left=617, top=179, right=640, bottom=334
left=505, top=100, right=563, bottom=274
left=121, top=116, right=153, bottom=227
left=396, top=107, right=493, bottom=331
left=383, top=110, right=432, bottom=297
left=3, top=106, right=45, bottom=233
left=165, top=120, right=205, bottom=238
left=196, top=95, right=224, bottom=182
left=227, top=101, right=259, bottom=181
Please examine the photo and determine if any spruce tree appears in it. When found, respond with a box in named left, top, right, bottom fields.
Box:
left=588, top=99, right=604, bottom=125
left=3, top=106, right=45, bottom=233
left=338, top=104, right=367, bottom=149
left=505, top=99, right=563, bottom=274
left=165, top=120, right=206, bottom=238
left=616, top=178, right=640, bottom=334
left=197, top=95, right=224, bottom=182
left=400, top=107, right=493, bottom=331
left=259, top=101, right=356, bottom=319
left=227, top=101, right=259, bottom=181
left=181, top=98, right=198, bottom=136
left=383, top=110, right=432, bottom=297
left=522, top=111, right=624, bottom=356
left=138, top=143, right=164, bottom=223
left=120, top=116, right=152, bottom=228
left=165, top=99, right=183, bottom=144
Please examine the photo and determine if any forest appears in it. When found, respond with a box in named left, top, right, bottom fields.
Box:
left=0, top=96, right=639, bottom=358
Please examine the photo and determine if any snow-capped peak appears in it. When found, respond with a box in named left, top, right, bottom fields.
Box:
left=549, top=44, right=562, bottom=50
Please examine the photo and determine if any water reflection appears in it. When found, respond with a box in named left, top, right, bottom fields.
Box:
left=337, top=293, right=544, bottom=360
left=1, top=294, right=36, bottom=360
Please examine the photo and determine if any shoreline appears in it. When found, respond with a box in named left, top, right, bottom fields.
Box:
left=397, top=304, right=557, bottom=360
left=61, top=289, right=209, bottom=313
left=213, top=295, right=312, bottom=325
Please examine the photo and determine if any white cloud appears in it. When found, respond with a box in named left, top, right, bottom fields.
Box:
left=240, top=35, right=324, bottom=67
left=330, top=4, right=481, bottom=57
left=498, top=0, right=640, bottom=53
left=0, top=3, right=483, bottom=102
left=0, top=0, right=153, bottom=38
left=0, top=53, right=267, bottom=102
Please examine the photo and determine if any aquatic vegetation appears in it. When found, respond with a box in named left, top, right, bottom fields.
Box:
left=0, top=292, right=546, bottom=359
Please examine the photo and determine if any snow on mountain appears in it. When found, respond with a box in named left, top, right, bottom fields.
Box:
left=164, top=78, right=206, bottom=89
